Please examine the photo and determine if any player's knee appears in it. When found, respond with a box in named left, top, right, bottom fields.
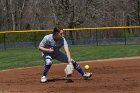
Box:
left=45, top=59, right=52, bottom=65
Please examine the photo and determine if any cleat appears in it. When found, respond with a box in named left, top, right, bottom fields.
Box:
left=41, top=76, right=47, bottom=83
left=83, top=72, right=92, bottom=80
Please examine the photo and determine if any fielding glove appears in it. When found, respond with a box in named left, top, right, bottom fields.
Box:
left=64, top=63, right=74, bottom=77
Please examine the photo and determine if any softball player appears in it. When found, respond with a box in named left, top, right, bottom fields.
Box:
left=39, top=27, right=92, bottom=83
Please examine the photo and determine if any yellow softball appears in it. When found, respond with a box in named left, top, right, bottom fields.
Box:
left=84, top=65, right=90, bottom=70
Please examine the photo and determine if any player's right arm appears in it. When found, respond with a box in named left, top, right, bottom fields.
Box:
left=39, top=47, right=54, bottom=53
left=38, top=36, right=54, bottom=53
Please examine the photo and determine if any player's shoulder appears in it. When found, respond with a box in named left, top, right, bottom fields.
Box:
left=44, top=34, right=53, bottom=39
left=62, top=37, right=66, bottom=40
left=62, top=37, right=68, bottom=43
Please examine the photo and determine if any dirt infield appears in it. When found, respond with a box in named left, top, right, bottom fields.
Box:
left=0, top=57, right=140, bottom=93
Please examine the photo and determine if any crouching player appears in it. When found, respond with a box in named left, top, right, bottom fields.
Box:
left=39, top=27, right=92, bottom=83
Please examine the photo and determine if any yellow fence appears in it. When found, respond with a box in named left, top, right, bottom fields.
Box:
left=0, top=26, right=140, bottom=34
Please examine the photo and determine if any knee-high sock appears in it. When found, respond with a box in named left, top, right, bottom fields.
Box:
left=73, top=62, right=84, bottom=76
left=43, top=65, right=51, bottom=76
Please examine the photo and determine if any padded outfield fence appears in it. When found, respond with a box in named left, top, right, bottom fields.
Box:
left=0, top=26, right=140, bottom=49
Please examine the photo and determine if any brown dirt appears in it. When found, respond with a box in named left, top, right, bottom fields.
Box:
left=0, top=57, right=140, bottom=93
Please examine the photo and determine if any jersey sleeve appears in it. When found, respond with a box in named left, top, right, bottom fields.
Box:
left=63, top=37, right=68, bottom=48
left=39, top=36, right=48, bottom=47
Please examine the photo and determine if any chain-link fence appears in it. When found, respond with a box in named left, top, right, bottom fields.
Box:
left=0, top=26, right=140, bottom=49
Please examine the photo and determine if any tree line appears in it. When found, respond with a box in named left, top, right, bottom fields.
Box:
left=0, top=0, right=140, bottom=40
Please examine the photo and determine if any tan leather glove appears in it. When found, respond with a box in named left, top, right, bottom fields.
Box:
left=64, top=63, right=74, bottom=77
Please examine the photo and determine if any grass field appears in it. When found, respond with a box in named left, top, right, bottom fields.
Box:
left=0, top=44, right=140, bottom=70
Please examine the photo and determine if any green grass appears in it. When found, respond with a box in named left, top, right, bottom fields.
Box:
left=0, top=44, right=140, bottom=70
left=70, top=45, right=140, bottom=60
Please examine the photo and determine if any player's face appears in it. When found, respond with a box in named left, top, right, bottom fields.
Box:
left=55, top=30, right=64, bottom=40
left=59, top=30, right=64, bottom=37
